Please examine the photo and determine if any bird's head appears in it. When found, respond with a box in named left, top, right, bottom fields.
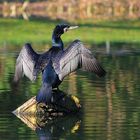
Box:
left=53, top=24, right=78, bottom=37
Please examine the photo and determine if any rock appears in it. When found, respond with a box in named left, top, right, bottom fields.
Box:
left=12, top=90, right=81, bottom=130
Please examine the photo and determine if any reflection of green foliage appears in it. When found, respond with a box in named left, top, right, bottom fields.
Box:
left=1, top=18, right=140, bottom=45
left=0, top=42, right=140, bottom=139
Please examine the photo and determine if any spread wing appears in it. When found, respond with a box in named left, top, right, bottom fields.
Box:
left=56, top=40, right=106, bottom=81
left=14, top=43, right=39, bottom=82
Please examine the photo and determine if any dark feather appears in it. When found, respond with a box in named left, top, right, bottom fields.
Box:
left=54, top=40, right=106, bottom=80
left=14, top=43, right=39, bottom=82
left=36, top=83, right=52, bottom=103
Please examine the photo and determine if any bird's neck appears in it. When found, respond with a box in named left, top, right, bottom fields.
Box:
left=52, top=33, right=63, bottom=50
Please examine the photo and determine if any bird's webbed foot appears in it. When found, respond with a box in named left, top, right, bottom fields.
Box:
left=53, top=87, right=60, bottom=92
left=36, top=102, right=47, bottom=115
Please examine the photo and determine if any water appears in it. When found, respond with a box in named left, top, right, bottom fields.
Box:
left=0, top=42, right=140, bottom=140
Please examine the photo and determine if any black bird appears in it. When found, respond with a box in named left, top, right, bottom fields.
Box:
left=14, top=24, right=106, bottom=104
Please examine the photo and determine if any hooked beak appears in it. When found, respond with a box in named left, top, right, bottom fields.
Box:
left=64, top=25, right=79, bottom=32
left=68, top=26, right=79, bottom=30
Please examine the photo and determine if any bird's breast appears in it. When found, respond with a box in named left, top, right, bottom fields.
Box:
left=42, top=62, right=61, bottom=87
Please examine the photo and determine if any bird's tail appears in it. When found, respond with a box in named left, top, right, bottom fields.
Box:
left=36, top=83, right=52, bottom=104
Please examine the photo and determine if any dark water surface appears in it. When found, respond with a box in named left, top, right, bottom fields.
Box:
left=0, top=42, right=140, bottom=140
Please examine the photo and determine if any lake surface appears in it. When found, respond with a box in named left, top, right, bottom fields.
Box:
left=0, top=42, right=140, bottom=140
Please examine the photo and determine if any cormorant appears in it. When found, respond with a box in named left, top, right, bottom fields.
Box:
left=14, top=24, right=106, bottom=104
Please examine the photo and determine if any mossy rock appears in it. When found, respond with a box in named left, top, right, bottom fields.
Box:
left=13, top=90, right=81, bottom=116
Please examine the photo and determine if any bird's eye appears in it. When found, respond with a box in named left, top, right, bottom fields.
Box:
left=64, top=27, right=68, bottom=32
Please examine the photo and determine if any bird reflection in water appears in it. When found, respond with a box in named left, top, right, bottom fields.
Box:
left=36, top=116, right=81, bottom=140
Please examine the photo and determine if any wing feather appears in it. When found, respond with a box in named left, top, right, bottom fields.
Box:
left=56, top=40, right=106, bottom=80
left=14, top=43, right=39, bottom=82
